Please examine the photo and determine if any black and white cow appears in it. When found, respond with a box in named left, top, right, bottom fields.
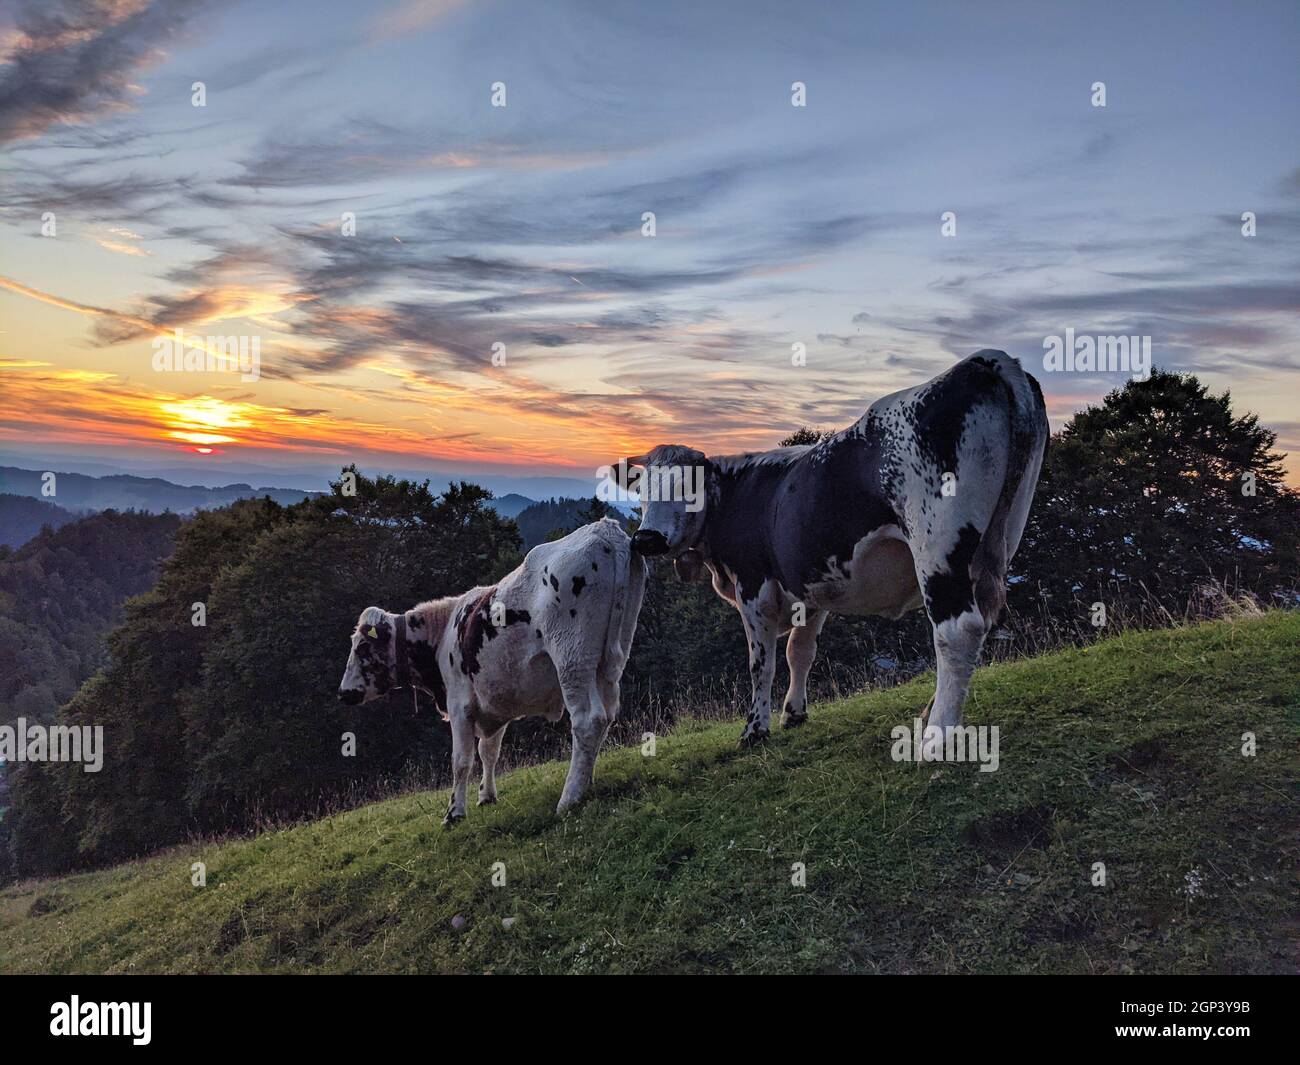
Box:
left=620, top=350, right=1048, bottom=748
left=338, top=518, right=646, bottom=822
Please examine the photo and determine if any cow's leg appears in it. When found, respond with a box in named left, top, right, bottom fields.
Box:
left=738, top=602, right=779, bottom=747
left=557, top=677, right=609, bottom=813
left=443, top=709, right=476, bottom=825
left=780, top=610, right=827, bottom=729
left=477, top=723, right=507, bottom=806
left=927, top=608, right=989, bottom=737
left=915, top=544, right=1003, bottom=755
left=598, top=676, right=621, bottom=720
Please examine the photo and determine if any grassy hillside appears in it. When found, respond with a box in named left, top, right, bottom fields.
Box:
left=3, top=612, right=1297, bottom=974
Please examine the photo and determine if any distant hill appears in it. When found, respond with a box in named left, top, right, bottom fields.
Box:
left=0, top=451, right=633, bottom=509
left=0, top=466, right=318, bottom=515
left=513, top=497, right=621, bottom=550
left=486, top=493, right=535, bottom=519
left=0, top=509, right=182, bottom=728
left=0, top=457, right=642, bottom=519
left=0, top=494, right=78, bottom=549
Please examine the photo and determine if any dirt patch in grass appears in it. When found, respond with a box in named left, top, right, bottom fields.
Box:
left=960, top=804, right=1056, bottom=864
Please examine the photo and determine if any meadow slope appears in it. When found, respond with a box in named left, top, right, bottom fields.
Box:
left=3, top=612, right=1297, bottom=974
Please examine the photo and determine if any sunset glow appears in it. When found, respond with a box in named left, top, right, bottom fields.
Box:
left=1, top=1, right=1296, bottom=487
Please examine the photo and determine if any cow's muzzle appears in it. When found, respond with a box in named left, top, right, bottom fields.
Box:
left=631, top=529, right=670, bottom=556
left=338, top=688, right=364, bottom=705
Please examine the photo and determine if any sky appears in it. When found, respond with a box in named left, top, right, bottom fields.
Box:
left=1, top=0, right=1298, bottom=490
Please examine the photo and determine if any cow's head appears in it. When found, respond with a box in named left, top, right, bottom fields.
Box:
left=617, top=444, right=709, bottom=560
left=338, top=606, right=396, bottom=704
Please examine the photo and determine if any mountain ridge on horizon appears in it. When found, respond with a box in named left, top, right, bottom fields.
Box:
left=0, top=449, right=604, bottom=493
left=0, top=464, right=632, bottom=521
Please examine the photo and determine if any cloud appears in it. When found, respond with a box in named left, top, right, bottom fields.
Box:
left=1016, top=281, right=1300, bottom=319
left=221, top=121, right=630, bottom=191
left=0, top=272, right=158, bottom=333
left=0, top=0, right=208, bottom=144
left=0, top=360, right=496, bottom=462
left=2, top=171, right=180, bottom=215
left=369, top=0, right=470, bottom=41
left=3, top=1, right=1295, bottom=482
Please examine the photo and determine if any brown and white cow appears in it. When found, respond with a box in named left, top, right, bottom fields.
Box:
left=618, top=350, right=1048, bottom=750
left=338, top=518, right=646, bottom=822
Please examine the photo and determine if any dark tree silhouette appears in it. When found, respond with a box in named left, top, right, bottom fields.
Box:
left=1012, top=370, right=1299, bottom=614
left=779, top=427, right=833, bottom=447
left=6, top=474, right=521, bottom=877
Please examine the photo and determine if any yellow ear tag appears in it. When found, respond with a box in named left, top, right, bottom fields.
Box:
left=367, top=626, right=379, bottom=639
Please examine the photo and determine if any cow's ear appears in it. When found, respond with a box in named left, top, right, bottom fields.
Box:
left=359, top=610, right=390, bottom=643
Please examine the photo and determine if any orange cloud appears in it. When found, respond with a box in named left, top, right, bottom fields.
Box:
left=0, top=359, right=648, bottom=467
left=0, top=274, right=826, bottom=467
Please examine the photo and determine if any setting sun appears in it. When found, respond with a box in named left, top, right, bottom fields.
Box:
left=157, top=397, right=251, bottom=446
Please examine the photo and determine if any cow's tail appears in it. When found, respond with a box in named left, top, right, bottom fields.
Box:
left=970, top=351, right=1049, bottom=620
left=598, top=518, right=647, bottom=709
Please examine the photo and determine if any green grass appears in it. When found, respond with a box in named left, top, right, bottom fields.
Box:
left=3, top=612, right=1298, bottom=974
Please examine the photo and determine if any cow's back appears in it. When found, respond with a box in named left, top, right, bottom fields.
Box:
left=702, top=351, right=1046, bottom=612
left=878, top=351, right=1045, bottom=567
left=508, top=519, right=641, bottom=688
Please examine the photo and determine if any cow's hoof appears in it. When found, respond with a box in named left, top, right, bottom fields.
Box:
left=781, top=712, right=808, bottom=730
left=442, top=811, right=465, bottom=827
left=477, top=794, right=497, bottom=807
left=737, top=727, right=770, bottom=749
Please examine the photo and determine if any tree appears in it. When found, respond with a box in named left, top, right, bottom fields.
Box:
left=779, top=427, right=833, bottom=447
left=1011, top=370, right=1300, bottom=616
left=0, top=509, right=182, bottom=731
left=11, top=499, right=286, bottom=875
left=181, top=470, right=520, bottom=827
left=513, top=496, right=618, bottom=549
left=576, top=496, right=615, bottom=525
left=0, top=493, right=76, bottom=549
left=6, top=473, right=522, bottom=877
